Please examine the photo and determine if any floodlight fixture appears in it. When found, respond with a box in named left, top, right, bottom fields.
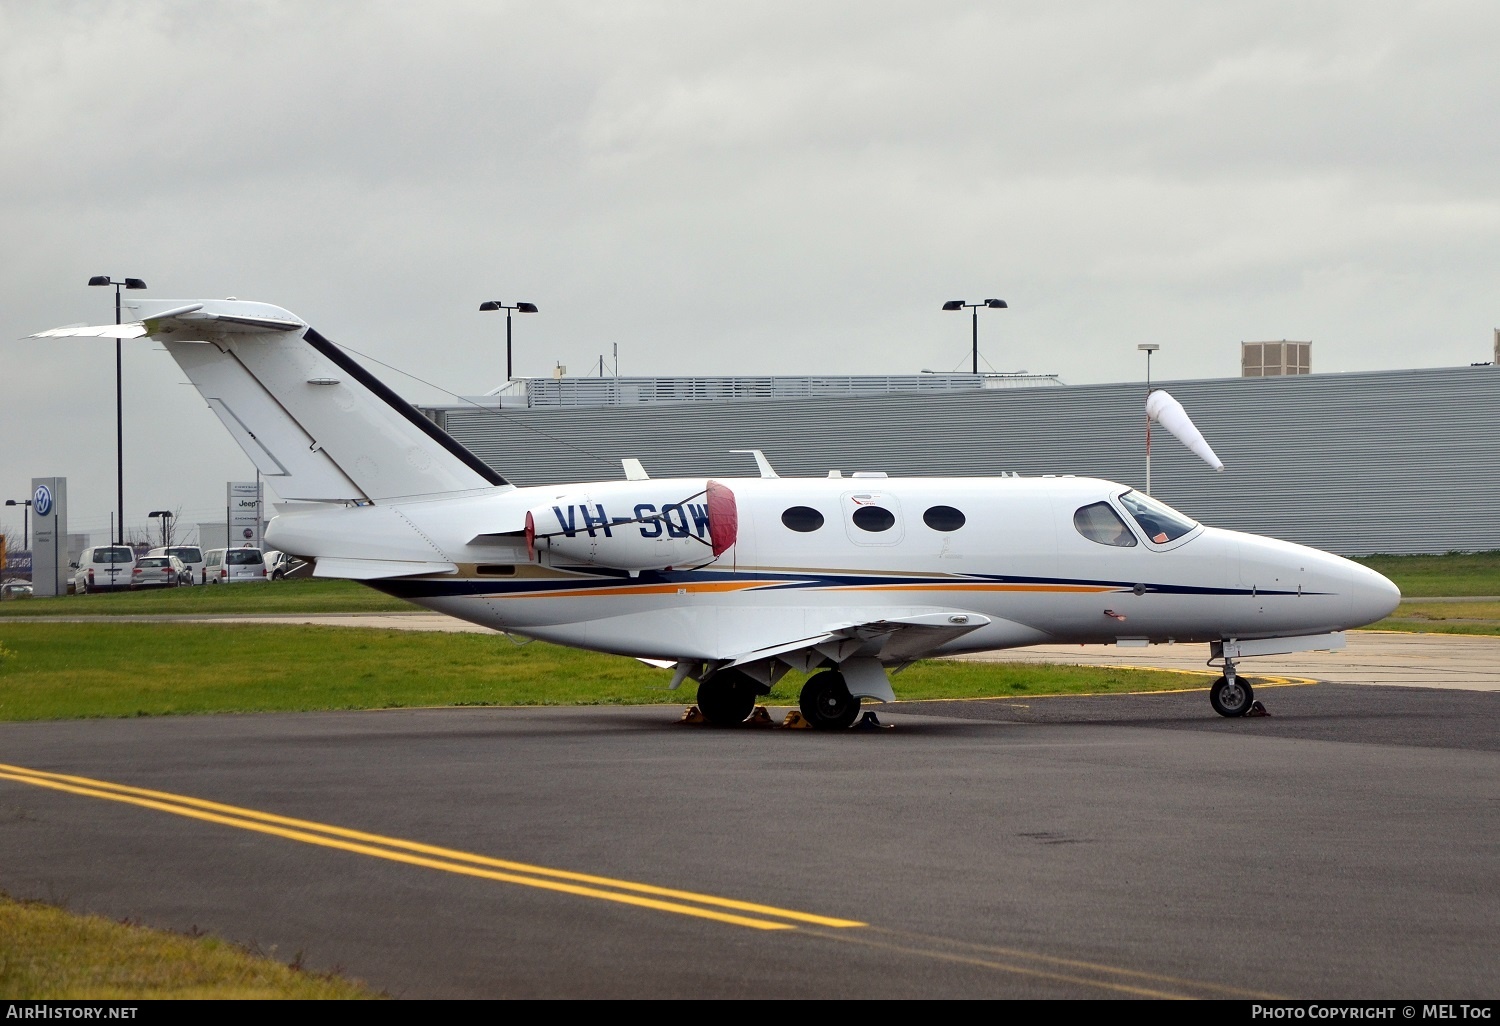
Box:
left=148, top=510, right=174, bottom=548
left=942, top=297, right=1008, bottom=373
left=5, top=498, right=32, bottom=550
left=89, top=275, right=148, bottom=544
left=479, top=300, right=540, bottom=381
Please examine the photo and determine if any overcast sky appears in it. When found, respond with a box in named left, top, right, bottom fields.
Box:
left=3, top=0, right=1498, bottom=546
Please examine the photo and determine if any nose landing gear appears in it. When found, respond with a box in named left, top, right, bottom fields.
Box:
left=1209, top=663, right=1255, bottom=718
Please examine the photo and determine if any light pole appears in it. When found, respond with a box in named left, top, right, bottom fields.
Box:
left=4, top=499, right=31, bottom=550
left=478, top=300, right=539, bottom=382
left=942, top=299, right=1007, bottom=373
left=148, top=510, right=174, bottom=548
left=1138, top=343, right=1160, bottom=493
left=89, top=275, right=147, bottom=544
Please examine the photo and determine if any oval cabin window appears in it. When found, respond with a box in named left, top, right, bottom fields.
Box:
left=922, top=505, right=966, bottom=532
left=781, top=506, right=825, bottom=532
left=851, top=505, right=896, bottom=533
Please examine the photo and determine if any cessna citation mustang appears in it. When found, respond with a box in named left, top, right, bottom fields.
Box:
left=32, top=299, right=1401, bottom=729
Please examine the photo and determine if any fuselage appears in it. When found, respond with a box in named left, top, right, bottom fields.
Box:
left=265, top=474, right=1401, bottom=664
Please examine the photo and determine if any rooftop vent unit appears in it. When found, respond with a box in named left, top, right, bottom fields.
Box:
left=1242, top=341, right=1310, bottom=377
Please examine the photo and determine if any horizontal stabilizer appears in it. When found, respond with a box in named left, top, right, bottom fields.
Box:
left=311, top=557, right=458, bottom=580
left=28, top=322, right=148, bottom=340
left=31, top=297, right=509, bottom=503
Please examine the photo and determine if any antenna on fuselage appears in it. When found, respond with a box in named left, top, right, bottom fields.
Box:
left=730, top=449, right=780, bottom=479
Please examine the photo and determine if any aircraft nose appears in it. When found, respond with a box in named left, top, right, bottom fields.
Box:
left=1344, top=561, right=1401, bottom=627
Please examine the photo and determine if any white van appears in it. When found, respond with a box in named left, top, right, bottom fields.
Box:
left=203, top=547, right=270, bottom=584
left=148, top=545, right=206, bottom=586
left=69, top=545, right=138, bottom=594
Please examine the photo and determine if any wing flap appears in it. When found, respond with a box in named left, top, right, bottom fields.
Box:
left=723, top=609, right=992, bottom=670
left=312, top=557, right=458, bottom=580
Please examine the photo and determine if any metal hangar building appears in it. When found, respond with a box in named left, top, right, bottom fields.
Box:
left=420, top=366, right=1500, bottom=557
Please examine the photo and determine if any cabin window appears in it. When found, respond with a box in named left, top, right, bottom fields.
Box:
left=1117, top=491, right=1197, bottom=544
left=1073, top=502, right=1137, bottom=547
left=781, top=506, right=825, bottom=532
left=922, top=505, right=966, bottom=532
left=851, top=505, right=896, bottom=533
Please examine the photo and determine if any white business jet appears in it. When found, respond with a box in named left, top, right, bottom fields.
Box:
left=32, top=299, right=1401, bottom=728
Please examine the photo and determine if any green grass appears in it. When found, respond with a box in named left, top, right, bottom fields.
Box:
left=1372, top=605, right=1500, bottom=635
left=0, top=577, right=409, bottom=616
left=1350, top=550, right=1500, bottom=598
left=0, top=621, right=1207, bottom=722
left=0, top=892, right=378, bottom=999
left=1349, top=552, right=1500, bottom=633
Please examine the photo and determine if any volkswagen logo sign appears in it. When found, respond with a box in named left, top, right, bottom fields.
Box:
left=33, top=484, right=53, bottom=518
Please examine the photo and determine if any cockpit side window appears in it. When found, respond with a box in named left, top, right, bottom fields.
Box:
left=1118, top=490, right=1198, bottom=544
left=1073, top=502, right=1137, bottom=547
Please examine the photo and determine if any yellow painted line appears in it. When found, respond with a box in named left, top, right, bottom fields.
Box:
left=0, top=763, right=1269, bottom=998
left=811, top=927, right=1284, bottom=1000
left=0, top=763, right=863, bottom=932
left=895, top=672, right=1316, bottom=704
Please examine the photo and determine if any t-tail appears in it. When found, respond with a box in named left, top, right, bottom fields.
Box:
left=30, top=299, right=507, bottom=504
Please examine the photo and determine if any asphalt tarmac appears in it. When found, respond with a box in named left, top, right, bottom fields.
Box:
left=1, top=679, right=1495, bottom=998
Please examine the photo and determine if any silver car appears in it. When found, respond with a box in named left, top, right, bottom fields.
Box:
left=130, top=555, right=189, bottom=589
left=147, top=545, right=206, bottom=586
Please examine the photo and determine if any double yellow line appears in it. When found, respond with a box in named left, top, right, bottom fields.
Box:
left=0, top=762, right=864, bottom=932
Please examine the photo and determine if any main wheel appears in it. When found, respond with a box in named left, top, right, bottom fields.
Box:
left=696, top=673, right=757, bottom=727
left=1210, top=675, right=1254, bottom=717
left=799, top=671, right=861, bottom=730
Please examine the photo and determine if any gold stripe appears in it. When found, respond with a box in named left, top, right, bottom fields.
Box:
left=505, top=580, right=782, bottom=599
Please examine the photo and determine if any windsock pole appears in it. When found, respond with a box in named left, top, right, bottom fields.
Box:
left=1138, top=344, right=1159, bottom=493
left=1145, top=412, right=1152, bottom=494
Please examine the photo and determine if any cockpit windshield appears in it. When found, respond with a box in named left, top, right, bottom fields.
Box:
left=1117, top=491, right=1198, bottom=544
left=1073, top=502, right=1137, bottom=547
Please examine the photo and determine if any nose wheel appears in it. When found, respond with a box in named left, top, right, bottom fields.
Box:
left=1209, top=660, right=1254, bottom=718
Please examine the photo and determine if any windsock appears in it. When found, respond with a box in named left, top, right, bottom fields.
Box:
left=1145, top=390, right=1224, bottom=471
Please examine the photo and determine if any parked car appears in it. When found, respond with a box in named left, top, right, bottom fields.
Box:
left=264, top=550, right=308, bottom=580
left=147, top=545, right=206, bottom=586
left=1, top=579, right=32, bottom=600
left=69, top=545, right=138, bottom=594
left=203, top=546, right=269, bottom=583
left=131, top=555, right=189, bottom=589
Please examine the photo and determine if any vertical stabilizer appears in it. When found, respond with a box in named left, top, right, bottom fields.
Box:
left=101, top=299, right=508, bottom=502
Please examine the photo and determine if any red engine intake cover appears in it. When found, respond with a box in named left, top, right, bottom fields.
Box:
left=706, top=480, right=738, bottom=556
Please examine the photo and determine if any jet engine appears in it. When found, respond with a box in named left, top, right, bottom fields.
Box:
left=525, top=481, right=738, bottom=571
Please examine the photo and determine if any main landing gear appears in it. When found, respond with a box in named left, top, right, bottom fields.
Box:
left=694, top=670, right=762, bottom=727
left=798, top=671, right=862, bottom=731
left=693, top=668, right=865, bottom=730
left=1209, top=656, right=1255, bottom=718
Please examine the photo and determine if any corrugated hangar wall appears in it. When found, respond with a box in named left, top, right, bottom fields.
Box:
left=426, top=365, right=1500, bottom=556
